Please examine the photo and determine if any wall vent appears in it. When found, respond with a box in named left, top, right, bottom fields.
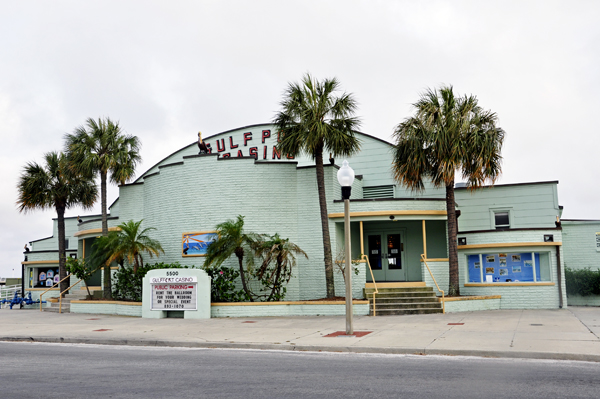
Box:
left=363, top=185, right=394, bottom=199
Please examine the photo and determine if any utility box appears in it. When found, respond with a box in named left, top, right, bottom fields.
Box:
left=142, top=269, right=211, bottom=319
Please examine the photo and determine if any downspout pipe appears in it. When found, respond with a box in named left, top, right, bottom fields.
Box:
left=556, top=244, right=563, bottom=308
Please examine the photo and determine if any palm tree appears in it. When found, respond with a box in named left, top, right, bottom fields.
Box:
left=392, top=85, right=505, bottom=295
left=204, top=215, right=259, bottom=301
left=17, top=151, right=97, bottom=295
left=65, top=117, right=141, bottom=299
left=253, top=234, right=308, bottom=301
left=96, top=220, right=164, bottom=275
left=273, top=74, right=361, bottom=298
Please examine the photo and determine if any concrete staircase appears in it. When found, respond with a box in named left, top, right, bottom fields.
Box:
left=43, top=289, right=89, bottom=313
left=364, top=282, right=443, bottom=316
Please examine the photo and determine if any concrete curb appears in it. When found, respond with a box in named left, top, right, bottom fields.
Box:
left=3, top=336, right=600, bottom=363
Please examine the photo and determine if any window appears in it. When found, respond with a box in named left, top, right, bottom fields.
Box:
left=64, top=239, right=69, bottom=249
left=28, top=266, right=60, bottom=288
left=467, top=252, right=551, bottom=283
left=494, top=212, right=510, bottom=229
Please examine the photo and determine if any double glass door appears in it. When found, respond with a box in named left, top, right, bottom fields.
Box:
left=366, top=232, right=405, bottom=281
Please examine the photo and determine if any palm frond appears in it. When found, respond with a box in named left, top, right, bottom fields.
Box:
left=392, top=85, right=504, bottom=190
left=273, top=73, right=362, bottom=160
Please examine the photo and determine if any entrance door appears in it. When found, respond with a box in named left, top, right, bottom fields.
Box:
left=367, top=233, right=405, bottom=282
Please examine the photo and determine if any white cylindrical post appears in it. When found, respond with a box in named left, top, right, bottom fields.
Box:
left=344, top=198, right=353, bottom=335
left=338, top=160, right=355, bottom=336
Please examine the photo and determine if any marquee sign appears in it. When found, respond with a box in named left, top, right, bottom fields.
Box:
left=204, top=129, right=294, bottom=160
left=151, top=276, right=197, bottom=310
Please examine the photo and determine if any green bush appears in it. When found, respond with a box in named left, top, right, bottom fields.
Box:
left=201, top=265, right=247, bottom=302
left=112, top=262, right=192, bottom=302
left=565, top=267, right=600, bottom=297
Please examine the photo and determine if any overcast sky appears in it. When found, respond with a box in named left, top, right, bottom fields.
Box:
left=1, top=1, right=599, bottom=278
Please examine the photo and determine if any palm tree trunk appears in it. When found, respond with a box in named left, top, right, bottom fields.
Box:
left=100, top=170, right=113, bottom=299
left=102, top=258, right=113, bottom=300
left=446, top=183, right=460, bottom=296
left=134, top=255, right=140, bottom=274
left=101, top=170, right=108, bottom=236
left=56, top=204, right=69, bottom=297
left=235, top=249, right=253, bottom=302
left=269, top=257, right=283, bottom=301
left=315, top=149, right=335, bottom=298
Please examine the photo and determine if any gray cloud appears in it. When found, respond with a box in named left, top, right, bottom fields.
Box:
left=2, top=0, right=599, bottom=276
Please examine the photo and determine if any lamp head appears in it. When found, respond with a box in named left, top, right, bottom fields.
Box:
left=337, top=160, right=355, bottom=187
left=337, top=160, right=354, bottom=200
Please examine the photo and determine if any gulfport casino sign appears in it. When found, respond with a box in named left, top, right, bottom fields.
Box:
left=204, top=129, right=294, bottom=160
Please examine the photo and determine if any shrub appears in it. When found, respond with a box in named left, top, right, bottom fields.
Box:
left=201, top=265, right=246, bottom=302
left=112, top=262, right=192, bottom=302
left=565, top=267, right=600, bottom=297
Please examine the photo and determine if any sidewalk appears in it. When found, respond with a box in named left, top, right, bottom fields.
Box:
left=1, top=307, right=599, bottom=362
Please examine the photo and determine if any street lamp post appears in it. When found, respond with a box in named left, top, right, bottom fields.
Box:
left=337, top=160, right=355, bottom=336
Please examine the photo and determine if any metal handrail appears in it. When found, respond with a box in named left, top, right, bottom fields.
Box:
left=362, top=255, right=379, bottom=316
left=57, top=266, right=102, bottom=313
left=39, top=273, right=71, bottom=311
left=421, top=254, right=445, bottom=314
left=58, top=278, right=86, bottom=313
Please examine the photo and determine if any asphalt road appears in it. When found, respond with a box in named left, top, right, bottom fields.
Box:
left=1, top=342, right=599, bottom=398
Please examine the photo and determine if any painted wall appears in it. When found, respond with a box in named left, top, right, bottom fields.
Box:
left=116, top=154, right=345, bottom=300
left=561, top=220, right=600, bottom=271
left=456, top=182, right=560, bottom=231
left=140, top=124, right=444, bottom=199
left=425, top=220, right=448, bottom=258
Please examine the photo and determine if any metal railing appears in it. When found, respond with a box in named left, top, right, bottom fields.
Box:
left=1, top=284, right=20, bottom=300
left=421, top=254, right=445, bottom=314
left=39, top=274, right=71, bottom=311
left=40, top=267, right=101, bottom=313
left=1, top=284, right=21, bottom=308
left=58, top=277, right=91, bottom=314
left=362, top=255, right=379, bottom=316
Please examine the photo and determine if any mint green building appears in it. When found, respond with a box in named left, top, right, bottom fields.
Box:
left=23, top=124, right=575, bottom=311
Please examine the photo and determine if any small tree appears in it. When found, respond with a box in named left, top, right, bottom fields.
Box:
left=204, top=215, right=260, bottom=301
left=65, top=257, right=96, bottom=297
left=99, top=220, right=164, bottom=274
left=334, top=248, right=361, bottom=285
left=253, top=234, right=308, bottom=301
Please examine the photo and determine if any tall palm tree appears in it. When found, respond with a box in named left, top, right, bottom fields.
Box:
left=273, top=74, right=361, bottom=298
left=65, top=117, right=141, bottom=299
left=253, top=234, right=308, bottom=301
left=17, top=151, right=97, bottom=295
left=95, top=220, right=164, bottom=275
left=392, top=85, right=505, bottom=295
left=204, top=215, right=259, bottom=301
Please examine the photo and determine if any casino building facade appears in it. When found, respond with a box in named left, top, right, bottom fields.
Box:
left=24, top=123, right=592, bottom=311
